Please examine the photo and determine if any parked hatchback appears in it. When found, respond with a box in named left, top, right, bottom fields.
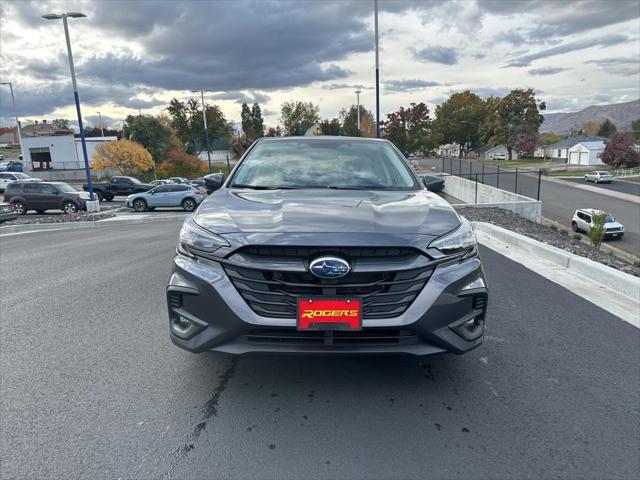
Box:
left=126, top=184, right=206, bottom=212
left=584, top=171, right=613, bottom=183
left=4, top=181, right=88, bottom=215
left=571, top=208, right=624, bottom=239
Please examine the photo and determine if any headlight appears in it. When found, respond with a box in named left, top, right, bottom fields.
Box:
left=178, top=219, right=229, bottom=257
left=429, top=218, right=476, bottom=256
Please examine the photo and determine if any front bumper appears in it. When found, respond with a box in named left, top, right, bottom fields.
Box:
left=0, top=210, right=17, bottom=223
left=166, top=252, right=488, bottom=356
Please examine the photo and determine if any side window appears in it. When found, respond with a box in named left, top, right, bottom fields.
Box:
left=111, top=177, right=121, bottom=184
left=584, top=214, right=592, bottom=223
left=122, top=178, right=133, bottom=184
left=154, top=185, right=171, bottom=193
left=577, top=212, right=586, bottom=221
left=24, top=184, right=42, bottom=193
left=0, top=173, right=12, bottom=180
left=557, top=149, right=561, bottom=157
left=174, top=185, right=189, bottom=192
left=40, top=184, right=57, bottom=194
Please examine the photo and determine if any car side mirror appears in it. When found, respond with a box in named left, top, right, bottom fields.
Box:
left=204, top=173, right=225, bottom=191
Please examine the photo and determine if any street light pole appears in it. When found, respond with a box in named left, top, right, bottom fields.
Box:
left=193, top=89, right=212, bottom=174
left=97, top=111, right=104, bottom=137
left=0, top=82, right=23, bottom=159
left=374, top=0, right=380, bottom=138
left=355, top=89, right=361, bottom=136
left=42, top=12, right=95, bottom=202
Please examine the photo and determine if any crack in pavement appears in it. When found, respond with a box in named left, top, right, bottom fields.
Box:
left=160, top=357, right=238, bottom=480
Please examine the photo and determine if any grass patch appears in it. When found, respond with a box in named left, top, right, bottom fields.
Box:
left=0, top=147, right=22, bottom=155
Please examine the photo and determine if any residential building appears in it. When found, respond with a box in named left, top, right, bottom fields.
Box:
left=482, top=144, right=519, bottom=160
left=567, top=141, right=605, bottom=165
left=544, top=135, right=605, bottom=161
left=438, top=143, right=462, bottom=157
left=20, top=120, right=73, bottom=137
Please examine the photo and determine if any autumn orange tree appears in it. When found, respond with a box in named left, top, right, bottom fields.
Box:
left=157, top=148, right=207, bottom=178
left=92, top=139, right=154, bottom=176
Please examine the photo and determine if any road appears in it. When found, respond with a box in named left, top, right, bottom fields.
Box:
left=419, top=157, right=640, bottom=255
left=1, top=220, right=638, bottom=479
left=563, top=177, right=640, bottom=197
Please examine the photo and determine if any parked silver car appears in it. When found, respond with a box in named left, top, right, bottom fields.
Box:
left=584, top=171, right=613, bottom=183
left=571, top=208, right=624, bottom=239
left=126, top=184, right=206, bottom=212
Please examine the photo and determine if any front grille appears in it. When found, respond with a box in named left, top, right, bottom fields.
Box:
left=244, top=328, right=419, bottom=346
left=224, top=248, right=433, bottom=319
left=168, top=291, right=182, bottom=309
left=240, top=245, right=419, bottom=260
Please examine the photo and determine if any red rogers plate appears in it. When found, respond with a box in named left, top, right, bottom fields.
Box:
left=297, top=298, right=362, bottom=331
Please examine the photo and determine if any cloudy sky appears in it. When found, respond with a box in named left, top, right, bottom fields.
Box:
left=0, top=0, right=638, bottom=129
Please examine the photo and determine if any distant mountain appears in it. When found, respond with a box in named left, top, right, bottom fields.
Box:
left=541, top=99, right=640, bottom=134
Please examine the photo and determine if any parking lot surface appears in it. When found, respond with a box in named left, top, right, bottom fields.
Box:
left=1, top=221, right=638, bottom=479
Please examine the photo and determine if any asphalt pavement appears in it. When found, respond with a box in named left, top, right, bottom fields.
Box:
left=419, top=157, right=640, bottom=255
left=562, top=177, right=640, bottom=197
left=1, top=220, right=638, bottom=479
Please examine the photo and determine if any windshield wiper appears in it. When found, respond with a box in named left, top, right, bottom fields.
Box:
left=230, top=184, right=304, bottom=190
left=326, top=185, right=377, bottom=190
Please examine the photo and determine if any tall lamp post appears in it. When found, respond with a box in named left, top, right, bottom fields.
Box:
left=0, top=82, right=23, bottom=159
left=355, top=89, right=362, bottom=136
left=192, top=89, right=213, bottom=173
left=374, top=0, right=380, bottom=138
left=97, top=111, right=104, bottom=137
left=42, top=12, right=95, bottom=203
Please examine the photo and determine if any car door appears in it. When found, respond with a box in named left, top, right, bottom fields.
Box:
left=170, top=185, right=190, bottom=206
left=0, top=173, right=14, bottom=191
left=579, top=212, right=592, bottom=231
left=38, top=183, right=61, bottom=211
left=149, top=185, right=173, bottom=206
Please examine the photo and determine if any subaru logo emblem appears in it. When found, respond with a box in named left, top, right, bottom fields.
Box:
left=309, top=256, right=351, bottom=279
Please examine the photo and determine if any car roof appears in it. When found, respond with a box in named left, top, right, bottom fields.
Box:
left=577, top=208, right=607, bottom=215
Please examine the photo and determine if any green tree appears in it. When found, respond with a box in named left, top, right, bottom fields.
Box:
left=601, top=132, right=640, bottom=168
left=431, top=91, right=486, bottom=158
left=280, top=101, right=320, bottom=136
left=319, top=118, right=342, bottom=136
left=597, top=119, right=617, bottom=138
left=581, top=121, right=601, bottom=136
left=92, top=139, right=154, bottom=176
left=381, top=102, right=431, bottom=153
left=241, top=103, right=265, bottom=140
left=123, top=115, right=172, bottom=163
left=265, top=126, right=283, bottom=137
left=480, top=89, right=545, bottom=160
left=52, top=118, right=71, bottom=130
left=340, top=105, right=375, bottom=137
left=240, top=103, right=253, bottom=139
left=157, top=147, right=207, bottom=178
left=541, top=132, right=563, bottom=145
left=631, top=118, right=640, bottom=140
left=167, top=98, right=232, bottom=154
left=251, top=103, right=264, bottom=139
left=587, top=211, right=607, bottom=250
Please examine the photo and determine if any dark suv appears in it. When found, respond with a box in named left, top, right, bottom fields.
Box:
left=4, top=181, right=87, bottom=215
left=167, top=137, right=488, bottom=356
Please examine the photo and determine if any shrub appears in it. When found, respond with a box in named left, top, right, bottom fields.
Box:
left=157, top=148, right=207, bottom=178
left=587, top=212, right=607, bottom=249
left=559, top=228, right=568, bottom=235
left=549, top=224, right=558, bottom=231
left=573, top=234, right=582, bottom=240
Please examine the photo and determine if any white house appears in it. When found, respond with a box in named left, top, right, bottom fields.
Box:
left=438, top=143, right=462, bottom=157
left=483, top=144, right=518, bottom=160
left=567, top=141, right=605, bottom=165
left=20, top=135, right=117, bottom=171
left=544, top=135, right=604, bottom=161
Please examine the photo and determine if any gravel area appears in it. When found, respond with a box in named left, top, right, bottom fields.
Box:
left=457, top=206, right=640, bottom=277
left=1, top=206, right=124, bottom=226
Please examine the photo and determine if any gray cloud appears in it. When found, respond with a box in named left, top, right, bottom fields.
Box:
left=528, top=67, right=567, bottom=76
left=584, top=57, right=640, bottom=76
left=384, top=79, right=443, bottom=92
left=210, top=91, right=272, bottom=104
left=411, top=46, right=458, bottom=65
left=494, top=30, right=527, bottom=46
left=322, top=83, right=373, bottom=91
left=506, top=34, right=630, bottom=67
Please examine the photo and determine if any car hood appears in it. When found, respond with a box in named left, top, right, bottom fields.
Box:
left=604, top=221, right=624, bottom=229
left=194, top=188, right=460, bottom=238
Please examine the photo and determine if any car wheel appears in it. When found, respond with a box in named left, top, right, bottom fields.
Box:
left=182, top=198, right=196, bottom=212
left=104, top=194, right=113, bottom=202
left=571, top=222, right=578, bottom=232
left=133, top=199, right=147, bottom=212
left=12, top=201, right=27, bottom=215
left=93, top=191, right=104, bottom=202
left=63, top=201, right=78, bottom=214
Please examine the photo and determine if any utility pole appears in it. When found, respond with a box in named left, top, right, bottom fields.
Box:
left=196, top=90, right=212, bottom=173
left=355, top=89, right=361, bottom=136
left=374, top=0, right=380, bottom=138
left=0, top=82, right=23, bottom=159
left=97, top=111, right=104, bottom=136
left=42, top=12, right=96, bottom=204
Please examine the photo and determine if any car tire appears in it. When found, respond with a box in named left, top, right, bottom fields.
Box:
left=93, top=191, right=104, bottom=202
left=571, top=222, right=579, bottom=232
left=63, top=201, right=78, bottom=214
left=133, top=199, right=147, bottom=212
left=12, top=201, right=27, bottom=215
left=104, top=194, right=114, bottom=202
left=182, top=198, right=196, bottom=212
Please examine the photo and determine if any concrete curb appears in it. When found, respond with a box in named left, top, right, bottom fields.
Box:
left=0, top=213, right=188, bottom=236
left=542, top=175, right=640, bottom=204
left=472, top=221, right=640, bottom=301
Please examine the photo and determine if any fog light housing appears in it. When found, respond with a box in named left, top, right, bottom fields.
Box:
left=451, top=313, right=485, bottom=341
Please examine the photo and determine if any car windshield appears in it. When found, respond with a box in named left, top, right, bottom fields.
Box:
left=54, top=183, right=77, bottom=193
left=230, top=139, right=419, bottom=190
left=13, top=173, right=30, bottom=179
left=605, top=214, right=615, bottom=222
left=127, top=177, right=142, bottom=184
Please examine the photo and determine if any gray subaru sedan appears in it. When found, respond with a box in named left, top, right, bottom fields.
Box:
left=166, top=137, right=488, bottom=355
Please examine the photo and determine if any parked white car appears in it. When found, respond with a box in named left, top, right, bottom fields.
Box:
left=571, top=208, right=624, bottom=240
left=0, top=172, right=41, bottom=192
left=584, top=171, right=613, bottom=183
left=492, top=153, right=506, bottom=160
